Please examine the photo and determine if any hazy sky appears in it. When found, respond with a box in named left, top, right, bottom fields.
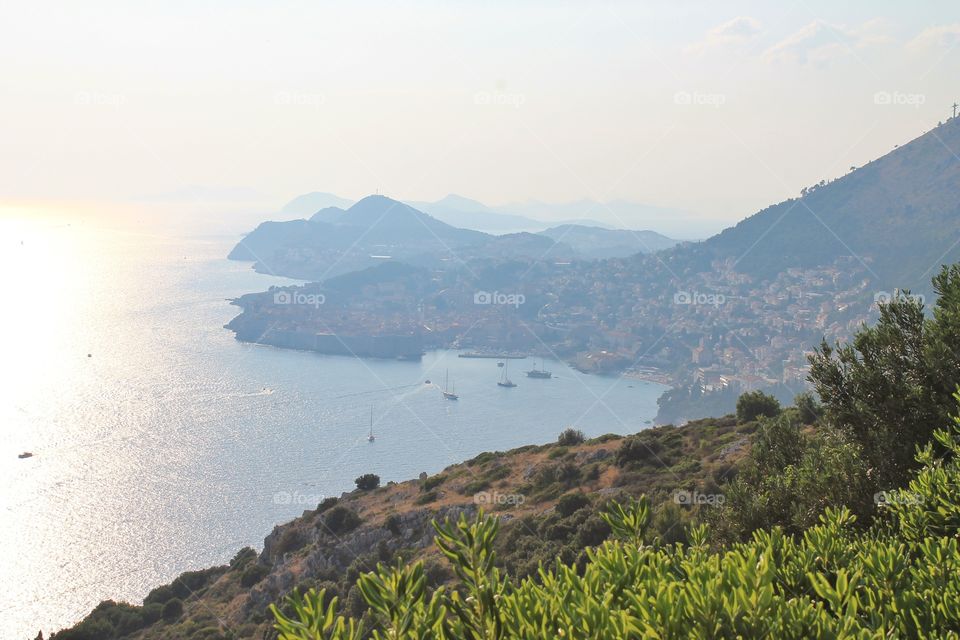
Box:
left=2, top=1, right=960, bottom=232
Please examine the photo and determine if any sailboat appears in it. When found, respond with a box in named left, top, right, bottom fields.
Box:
left=442, top=369, right=459, bottom=400
left=526, top=359, right=553, bottom=379
left=498, top=359, right=517, bottom=388
left=367, top=406, right=375, bottom=442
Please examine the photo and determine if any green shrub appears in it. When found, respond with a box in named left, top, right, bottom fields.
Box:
left=143, top=584, right=175, bottom=606
left=240, top=563, right=269, bottom=587
left=141, top=602, right=163, bottom=624
left=615, top=434, right=664, bottom=467
left=556, top=492, right=591, bottom=517
left=322, top=505, right=362, bottom=535
left=554, top=461, right=580, bottom=486
left=316, top=496, right=339, bottom=513
left=229, top=546, right=257, bottom=570
left=461, top=478, right=490, bottom=495
left=354, top=473, right=380, bottom=491
left=275, top=527, right=307, bottom=555
left=575, top=514, right=611, bottom=547
left=416, top=490, right=438, bottom=505
left=557, top=428, right=586, bottom=446
left=735, top=390, right=781, bottom=423
left=420, top=474, right=445, bottom=492
left=547, top=446, right=568, bottom=460
left=161, top=598, right=183, bottom=622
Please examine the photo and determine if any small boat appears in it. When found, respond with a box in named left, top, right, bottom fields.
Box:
left=367, top=406, right=375, bottom=442
left=424, top=379, right=431, bottom=385
left=526, top=360, right=553, bottom=379
left=18, top=452, right=33, bottom=459
left=497, top=361, right=504, bottom=367
left=498, top=360, right=517, bottom=388
left=442, top=370, right=459, bottom=400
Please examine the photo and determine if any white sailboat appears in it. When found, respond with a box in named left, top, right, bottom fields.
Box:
left=367, top=406, right=375, bottom=442
left=442, top=369, right=459, bottom=400
left=498, top=359, right=517, bottom=388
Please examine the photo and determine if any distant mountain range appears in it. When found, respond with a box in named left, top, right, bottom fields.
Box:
left=540, top=224, right=679, bottom=259
left=229, top=195, right=678, bottom=279
left=277, top=191, right=690, bottom=235
left=279, top=191, right=354, bottom=216
left=407, top=194, right=547, bottom=232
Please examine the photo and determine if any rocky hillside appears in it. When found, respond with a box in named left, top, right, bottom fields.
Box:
left=50, top=416, right=756, bottom=640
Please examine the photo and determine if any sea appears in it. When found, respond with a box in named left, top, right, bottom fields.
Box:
left=0, top=212, right=665, bottom=638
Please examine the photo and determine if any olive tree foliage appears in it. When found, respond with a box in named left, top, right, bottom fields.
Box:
left=809, top=265, right=960, bottom=488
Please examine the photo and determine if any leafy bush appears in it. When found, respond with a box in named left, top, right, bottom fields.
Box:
left=322, top=505, right=362, bottom=535
left=229, top=546, right=257, bottom=570
left=710, top=413, right=869, bottom=541
left=735, top=390, right=781, bottom=423
left=557, top=428, right=585, bottom=446
left=615, top=433, right=664, bottom=467
left=161, top=598, right=183, bottom=622
left=354, top=473, right=380, bottom=491
left=143, top=584, right=175, bottom=606
left=546, top=446, right=568, bottom=460
left=555, top=492, right=590, bottom=517
left=809, top=265, right=960, bottom=488
left=240, top=563, right=269, bottom=588
left=554, top=461, right=580, bottom=486
left=275, top=527, right=308, bottom=555
left=420, top=474, right=445, bottom=492
left=416, top=490, right=438, bottom=505
left=317, top=496, right=339, bottom=513
left=141, top=602, right=163, bottom=625
left=460, top=478, right=490, bottom=495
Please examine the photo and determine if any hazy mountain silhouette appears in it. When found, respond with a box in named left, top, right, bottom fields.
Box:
left=409, top=194, right=543, bottom=232
left=280, top=192, right=354, bottom=216
left=676, top=118, right=960, bottom=293
left=540, top=225, right=679, bottom=259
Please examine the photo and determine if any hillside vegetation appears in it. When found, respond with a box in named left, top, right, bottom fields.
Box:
left=51, top=265, right=960, bottom=638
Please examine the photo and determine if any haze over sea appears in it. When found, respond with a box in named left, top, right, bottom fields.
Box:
left=0, top=212, right=664, bottom=639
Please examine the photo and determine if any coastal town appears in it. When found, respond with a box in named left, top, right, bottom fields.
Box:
left=228, top=248, right=881, bottom=419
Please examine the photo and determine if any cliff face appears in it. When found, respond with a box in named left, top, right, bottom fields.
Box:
left=50, top=416, right=753, bottom=640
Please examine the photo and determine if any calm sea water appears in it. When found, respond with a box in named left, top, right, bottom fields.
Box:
left=0, top=217, right=664, bottom=638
